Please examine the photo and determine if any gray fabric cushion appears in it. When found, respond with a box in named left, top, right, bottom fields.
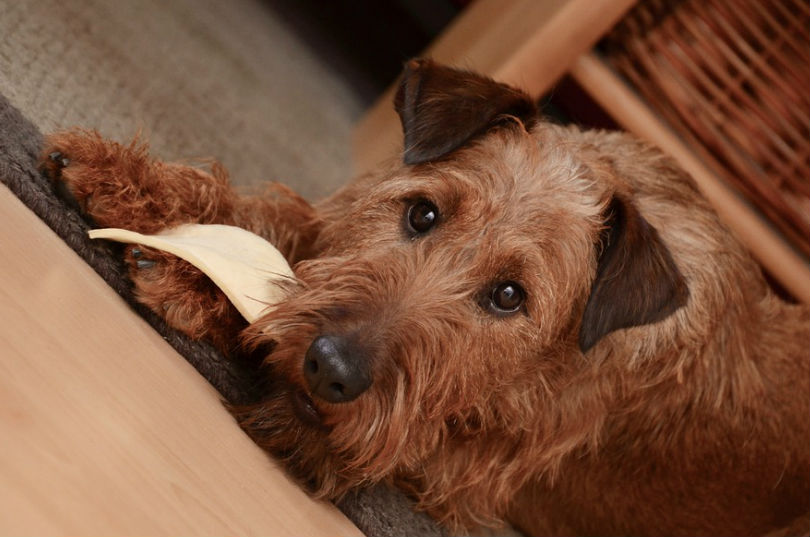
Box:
left=0, top=0, right=362, bottom=201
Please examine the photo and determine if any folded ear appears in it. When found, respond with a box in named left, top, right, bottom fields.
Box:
left=394, top=59, right=538, bottom=165
left=579, top=195, right=689, bottom=353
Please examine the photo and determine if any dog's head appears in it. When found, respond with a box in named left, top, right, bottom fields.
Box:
left=239, top=59, right=688, bottom=529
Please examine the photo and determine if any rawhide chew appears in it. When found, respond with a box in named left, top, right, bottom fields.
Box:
left=89, top=224, right=294, bottom=322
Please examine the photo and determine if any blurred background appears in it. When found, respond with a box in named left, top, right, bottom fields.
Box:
left=1, top=0, right=807, bottom=300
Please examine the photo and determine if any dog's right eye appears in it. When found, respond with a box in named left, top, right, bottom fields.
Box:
left=405, top=199, right=439, bottom=236
left=485, top=281, right=526, bottom=316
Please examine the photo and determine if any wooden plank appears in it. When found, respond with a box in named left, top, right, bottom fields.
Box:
left=569, top=52, right=810, bottom=303
left=352, top=0, right=639, bottom=174
left=0, top=184, right=362, bottom=537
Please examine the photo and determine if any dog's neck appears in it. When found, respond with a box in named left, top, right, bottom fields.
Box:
left=510, top=290, right=809, bottom=535
left=596, top=283, right=790, bottom=417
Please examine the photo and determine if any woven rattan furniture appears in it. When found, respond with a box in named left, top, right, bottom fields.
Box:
left=602, top=0, right=809, bottom=257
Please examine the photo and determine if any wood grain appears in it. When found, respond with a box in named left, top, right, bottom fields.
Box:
left=0, top=184, right=361, bottom=536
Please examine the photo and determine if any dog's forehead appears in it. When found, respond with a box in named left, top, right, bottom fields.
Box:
left=418, top=128, right=604, bottom=225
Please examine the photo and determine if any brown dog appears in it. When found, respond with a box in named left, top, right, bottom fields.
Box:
left=41, top=60, right=809, bottom=536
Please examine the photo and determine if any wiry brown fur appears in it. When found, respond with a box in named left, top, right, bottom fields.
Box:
left=40, top=130, right=320, bottom=354
left=40, top=60, right=809, bottom=536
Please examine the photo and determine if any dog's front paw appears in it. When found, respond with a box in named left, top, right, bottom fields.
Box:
left=39, top=130, right=165, bottom=232
left=41, top=148, right=91, bottom=216
left=40, top=130, right=127, bottom=225
left=40, top=129, right=239, bottom=235
left=124, top=244, right=247, bottom=354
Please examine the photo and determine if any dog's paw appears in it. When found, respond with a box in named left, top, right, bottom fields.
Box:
left=39, top=129, right=236, bottom=235
left=124, top=244, right=192, bottom=313
left=124, top=244, right=246, bottom=352
left=125, top=244, right=210, bottom=338
left=39, top=130, right=116, bottom=221
left=39, top=130, right=159, bottom=231
left=41, top=148, right=90, bottom=215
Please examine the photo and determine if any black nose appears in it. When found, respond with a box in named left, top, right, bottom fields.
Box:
left=304, top=335, right=372, bottom=403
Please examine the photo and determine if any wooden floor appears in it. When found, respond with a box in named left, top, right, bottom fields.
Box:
left=0, top=184, right=361, bottom=536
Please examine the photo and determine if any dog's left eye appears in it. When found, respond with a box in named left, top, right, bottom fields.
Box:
left=405, top=199, right=439, bottom=236
left=488, top=281, right=525, bottom=314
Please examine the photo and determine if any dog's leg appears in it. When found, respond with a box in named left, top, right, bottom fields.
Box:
left=39, top=129, right=319, bottom=353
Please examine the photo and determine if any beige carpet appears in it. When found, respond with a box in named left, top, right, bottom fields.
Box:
left=0, top=0, right=365, bottom=200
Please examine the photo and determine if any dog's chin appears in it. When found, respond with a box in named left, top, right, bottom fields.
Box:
left=236, top=361, right=387, bottom=498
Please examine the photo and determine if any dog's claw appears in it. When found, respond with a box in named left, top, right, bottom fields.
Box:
left=48, top=151, right=70, bottom=169
left=131, top=248, right=143, bottom=259
left=136, top=259, right=156, bottom=269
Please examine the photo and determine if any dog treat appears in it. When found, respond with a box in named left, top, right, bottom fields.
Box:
left=89, top=224, right=294, bottom=322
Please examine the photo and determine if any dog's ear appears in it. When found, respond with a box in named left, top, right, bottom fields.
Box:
left=579, top=195, right=689, bottom=353
left=394, top=58, right=538, bottom=165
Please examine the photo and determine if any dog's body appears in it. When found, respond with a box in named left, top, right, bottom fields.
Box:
left=41, top=60, right=809, bottom=536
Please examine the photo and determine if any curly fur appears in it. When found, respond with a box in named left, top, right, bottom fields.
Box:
left=39, top=60, right=809, bottom=536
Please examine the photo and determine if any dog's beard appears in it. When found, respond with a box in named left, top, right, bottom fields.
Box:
left=229, top=367, right=350, bottom=498
left=229, top=337, right=415, bottom=501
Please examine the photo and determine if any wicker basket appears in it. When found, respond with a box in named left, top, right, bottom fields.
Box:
left=602, top=0, right=810, bottom=256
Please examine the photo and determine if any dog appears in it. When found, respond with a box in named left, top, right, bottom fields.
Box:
left=40, top=59, right=809, bottom=536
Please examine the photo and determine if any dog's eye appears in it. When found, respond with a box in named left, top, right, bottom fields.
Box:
left=406, top=199, right=439, bottom=235
left=489, top=281, right=525, bottom=314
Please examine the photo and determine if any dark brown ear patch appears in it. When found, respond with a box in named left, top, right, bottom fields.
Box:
left=579, top=196, right=689, bottom=353
left=394, top=59, right=538, bottom=165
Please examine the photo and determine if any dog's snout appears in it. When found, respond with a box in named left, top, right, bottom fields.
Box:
left=304, top=335, right=371, bottom=403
